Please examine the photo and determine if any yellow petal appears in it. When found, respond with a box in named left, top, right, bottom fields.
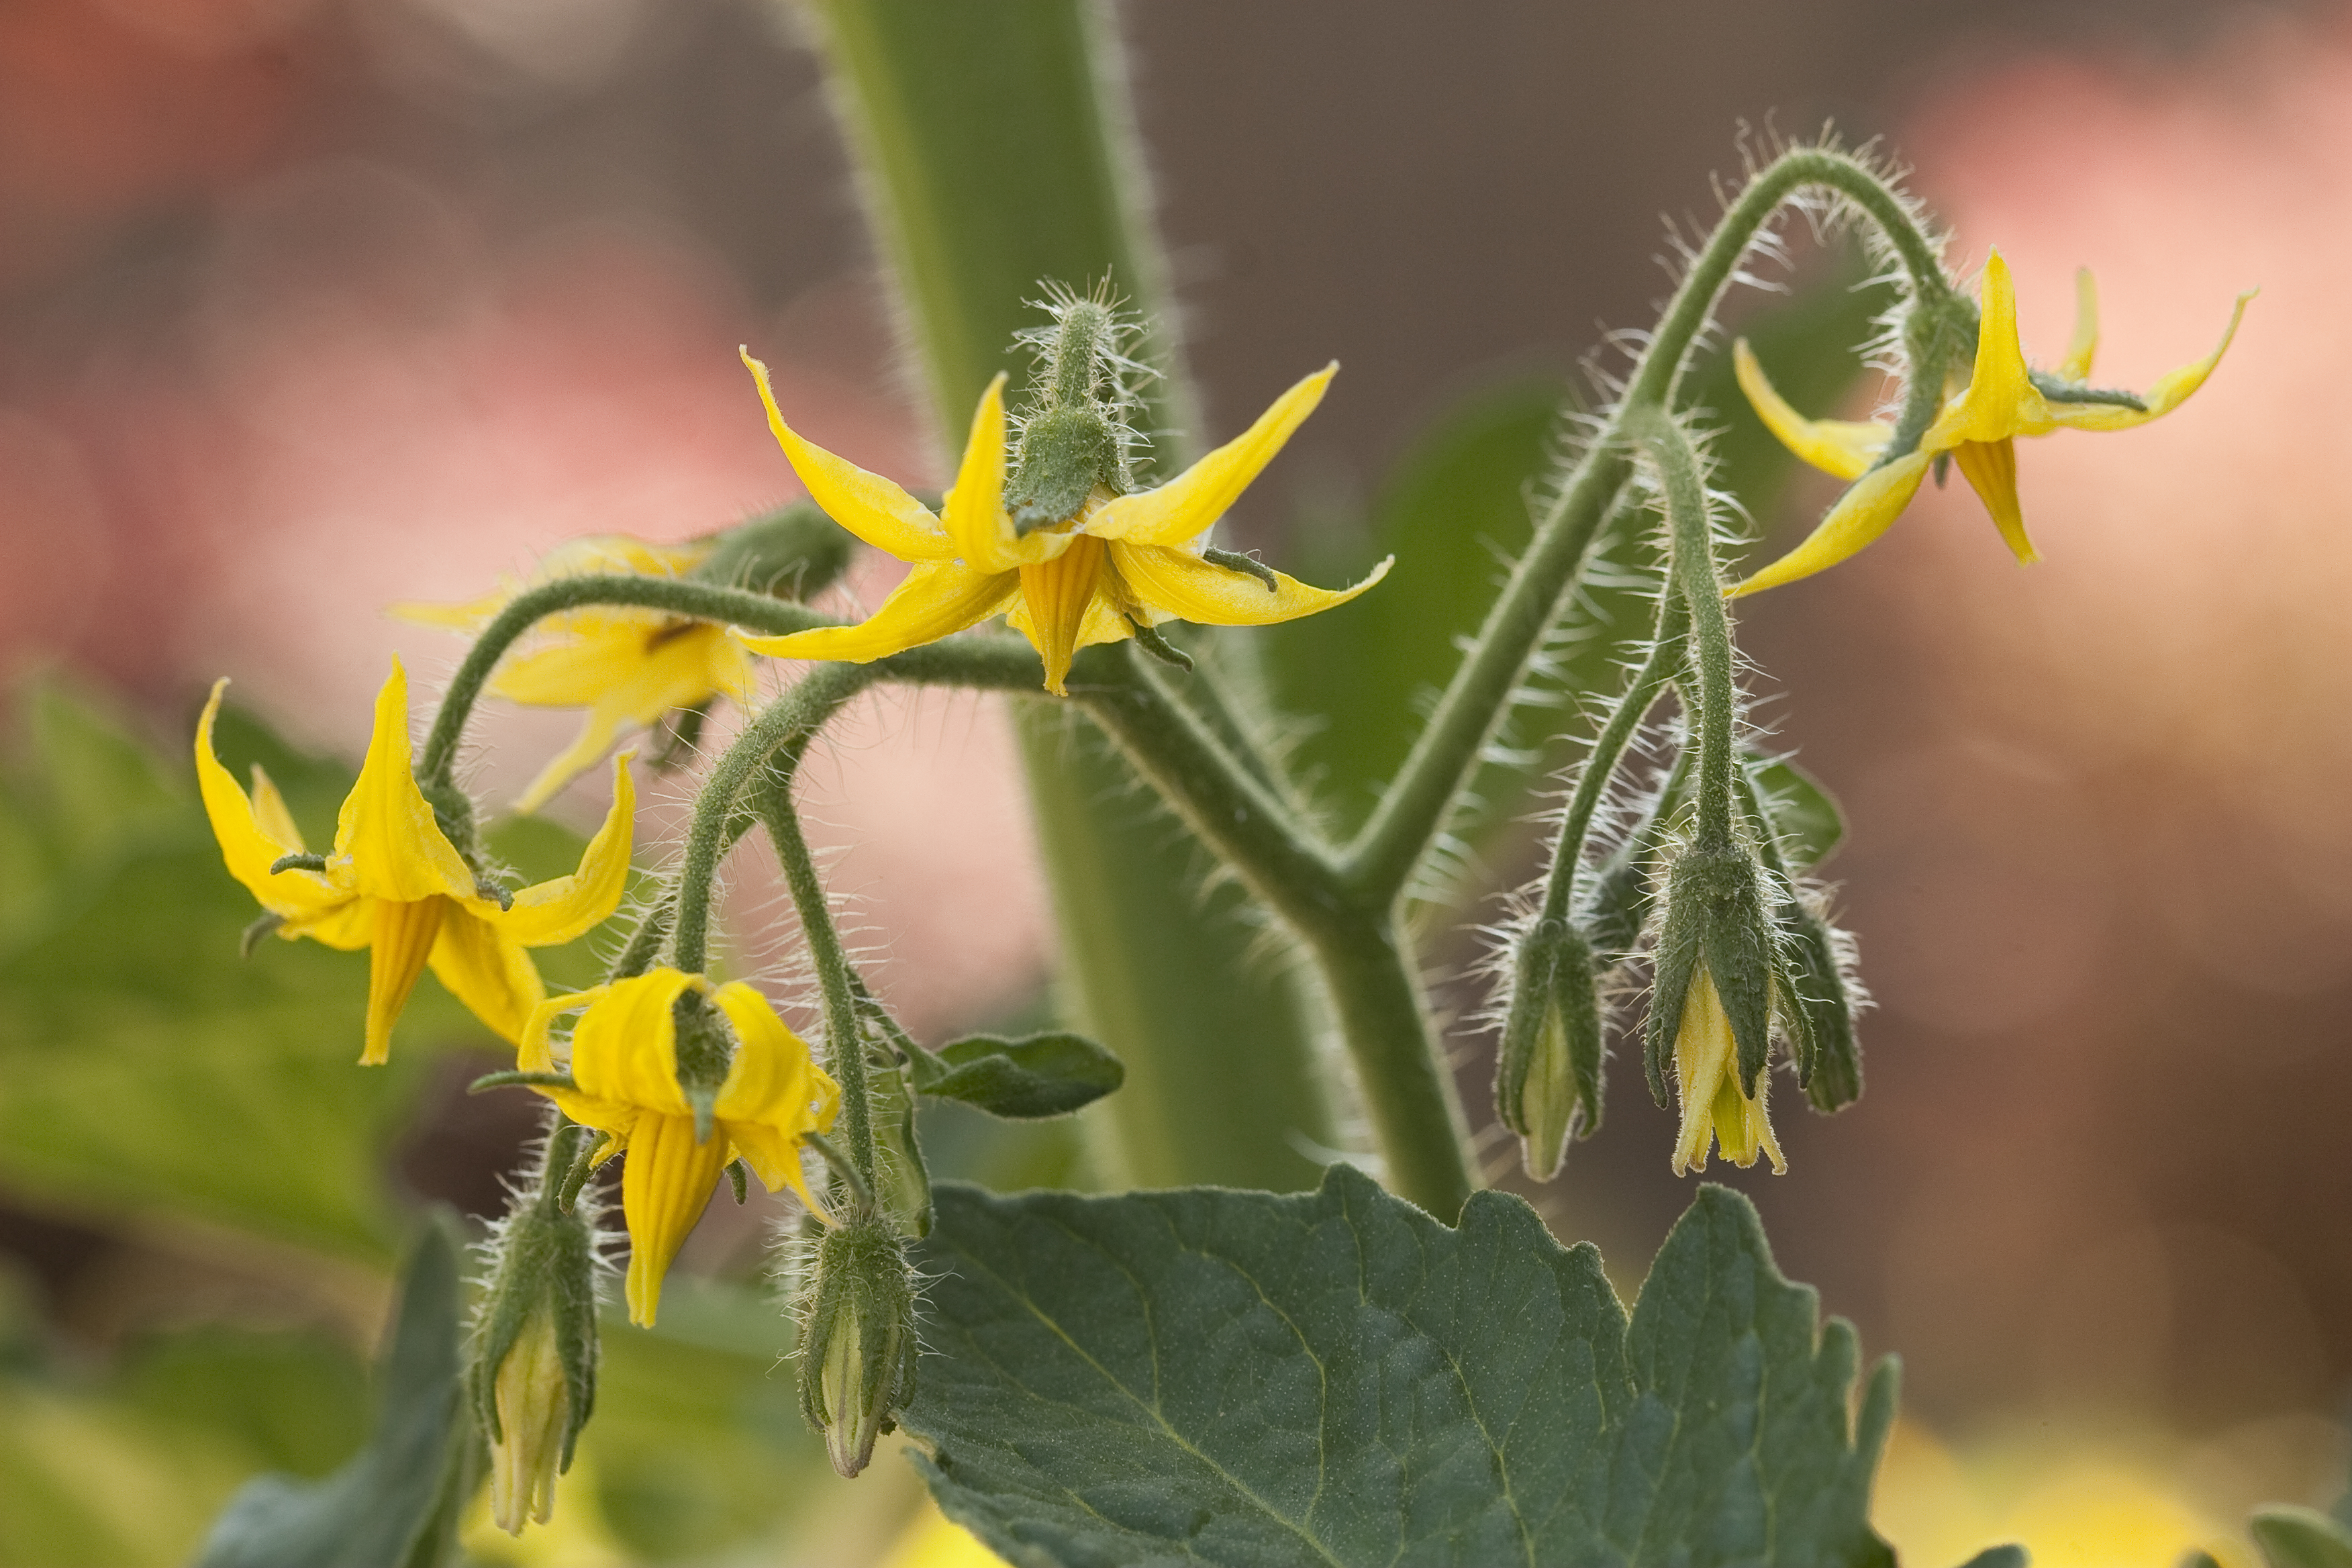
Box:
left=567, top=968, right=701, bottom=1116
left=505, top=625, right=750, bottom=814
left=1726, top=450, right=1932, bottom=597
left=1949, top=438, right=2039, bottom=565
left=618, top=1110, right=730, bottom=1326
left=734, top=560, right=1018, bottom=665
left=429, top=905, right=546, bottom=1045
left=1110, top=542, right=1390, bottom=630
left=520, top=986, right=607, bottom=1073
left=2060, top=266, right=2099, bottom=383
left=1081, top=363, right=1336, bottom=546
left=1732, top=340, right=1890, bottom=482
left=1014, top=534, right=1112, bottom=695
left=330, top=659, right=479, bottom=905
left=941, top=373, right=1035, bottom=574
left=502, top=753, right=636, bottom=944
left=194, top=681, right=352, bottom=925
left=709, top=981, right=834, bottom=1208
left=387, top=589, right=509, bottom=632
left=2043, top=289, right=2254, bottom=432
left=363, top=895, right=446, bottom=1065
left=740, top=347, right=955, bottom=564
left=1924, top=250, right=2047, bottom=450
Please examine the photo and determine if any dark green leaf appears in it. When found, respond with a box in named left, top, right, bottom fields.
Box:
left=2251, top=1508, right=2352, bottom=1568
left=1751, top=756, right=1846, bottom=873
left=194, top=1223, right=469, bottom=1568
left=906, top=1164, right=1895, bottom=1567
left=1951, top=1550, right=2029, bottom=1568
left=908, top=1031, right=1125, bottom=1118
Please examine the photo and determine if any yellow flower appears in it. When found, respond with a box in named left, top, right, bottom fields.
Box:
left=487, top=1303, right=568, bottom=1535
left=196, top=659, right=635, bottom=1064
left=1731, top=250, right=2253, bottom=595
left=521, top=968, right=839, bottom=1326
left=395, top=536, right=754, bottom=814
left=1669, top=968, right=1785, bottom=1176
left=731, top=350, right=1390, bottom=695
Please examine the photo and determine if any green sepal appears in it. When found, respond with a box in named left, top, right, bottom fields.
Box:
left=2251, top=1506, right=2352, bottom=1568
left=466, top=1071, right=579, bottom=1095
left=1780, top=897, right=1863, bottom=1112
left=690, top=500, right=855, bottom=601
left=1683, top=840, right=1778, bottom=1095
left=1581, top=748, right=1693, bottom=969
left=266, top=852, right=328, bottom=876
left=902, top=1030, right=1125, bottom=1118
left=1748, top=754, right=1845, bottom=872
left=868, top=1044, right=935, bottom=1238
left=669, top=990, right=733, bottom=1144
left=1642, top=861, right=1704, bottom=1108
left=238, top=909, right=286, bottom=957
left=1199, top=546, right=1279, bottom=592
left=1495, top=920, right=1604, bottom=1178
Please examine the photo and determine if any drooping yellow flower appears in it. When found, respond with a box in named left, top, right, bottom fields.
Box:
left=395, top=536, right=754, bottom=813
left=1732, top=250, right=2253, bottom=595
left=521, top=968, right=839, bottom=1326
left=197, top=659, right=635, bottom=1064
left=1669, top=968, right=1785, bottom=1176
left=731, top=350, right=1389, bottom=695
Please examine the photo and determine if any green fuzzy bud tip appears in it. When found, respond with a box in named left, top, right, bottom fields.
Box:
left=797, top=1217, right=920, bottom=1479
left=692, top=502, right=854, bottom=601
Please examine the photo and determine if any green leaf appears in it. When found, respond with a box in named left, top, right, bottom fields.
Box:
left=905, top=1164, right=1895, bottom=1567
left=193, top=1223, right=469, bottom=1568
left=2251, top=1508, right=2352, bottom=1568
left=1751, top=756, right=1846, bottom=873
left=1950, top=1551, right=2029, bottom=1568
left=906, top=1030, right=1126, bottom=1118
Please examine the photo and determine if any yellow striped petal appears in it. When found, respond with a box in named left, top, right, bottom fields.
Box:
left=734, top=561, right=1018, bottom=666
left=711, top=981, right=836, bottom=1212
left=567, top=969, right=701, bottom=1116
left=330, top=660, right=478, bottom=905
left=618, top=1110, right=730, bottom=1326
left=1081, top=363, right=1336, bottom=546
left=519, top=986, right=607, bottom=1073
left=1728, top=450, right=1932, bottom=598
left=428, top=905, right=545, bottom=1046
left=195, top=681, right=352, bottom=927
left=1014, top=534, right=1112, bottom=696
left=501, top=753, right=636, bottom=944
left=1732, top=341, right=1889, bottom=482
left=2042, top=289, right=2254, bottom=432
left=1923, top=250, right=2047, bottom=452
left=1110, top=542, right=1391, bottom=629
left=2059, top=267, right=2099, bottom=383
left=942, top=374, right=1038, bottom=574
left=740, top=348, right=954, bottom=565
left=1949, top=438, right=2038, bottom=565
left=363, top=895, right=446, bottom=1065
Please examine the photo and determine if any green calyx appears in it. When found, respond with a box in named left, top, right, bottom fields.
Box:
left=669, top=989, right=735, bottom=1142
left=691, top=501, right=856, bottom=601
left=1007, top=294, right=1136, bottom=532
left=1643, top=838, right=1778, bottom=1101
left=797, top=1215, right=920, bottom=1479
left=469, top=1138, right=601, bottom=1469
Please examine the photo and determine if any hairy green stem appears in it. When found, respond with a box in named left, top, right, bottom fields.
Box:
left=1347, top=148, right=1947, bottom=901
left=752, top=771, right=881, bottom=1191
left=1637, top=413, right=1738, bottom=844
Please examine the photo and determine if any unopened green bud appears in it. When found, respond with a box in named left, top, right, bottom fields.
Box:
left=691, top=501, right=853, bottom=601
left=1643, top=838, right=1776, bottom=1104
left=471, top=1132, right=601, bottom=1536
left=1495, top=922, right=1604, bottom=1181
left=797, top=1216, right=919, bottom=1479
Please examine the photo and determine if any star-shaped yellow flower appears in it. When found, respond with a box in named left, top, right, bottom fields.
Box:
left=197, top=659, right=634, bottom=1063
left=520, top=969, right=839, bottom=1326
left=1670, top=968, right=1784, bottom=1177
left=1731, top=250, right=2253, bottom=595
left=395, top=536, right=754, bottom=813
left=730, top=350, right=1389, bottom=694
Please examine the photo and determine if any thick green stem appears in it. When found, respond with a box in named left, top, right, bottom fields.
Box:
left=1348, top=148, right=1948, bottom=901
left=806, top=0, right=1338, bottom=1193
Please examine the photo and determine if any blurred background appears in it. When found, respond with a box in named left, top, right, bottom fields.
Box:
left=2, top=1, right=2348, bottom=1563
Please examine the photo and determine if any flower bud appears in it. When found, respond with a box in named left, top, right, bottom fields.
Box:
left=691, top=501, right=854, bottom=601
left=1643, top=838, right=1787, bottom=1173
left=472, top=1154, right=601, bottom=1535
left=797, top=1216, right=919, bottom=1479
left=1495, top=921, right=1604, bottom=1181
left=1775, top=891, right=1865, bottom=1114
